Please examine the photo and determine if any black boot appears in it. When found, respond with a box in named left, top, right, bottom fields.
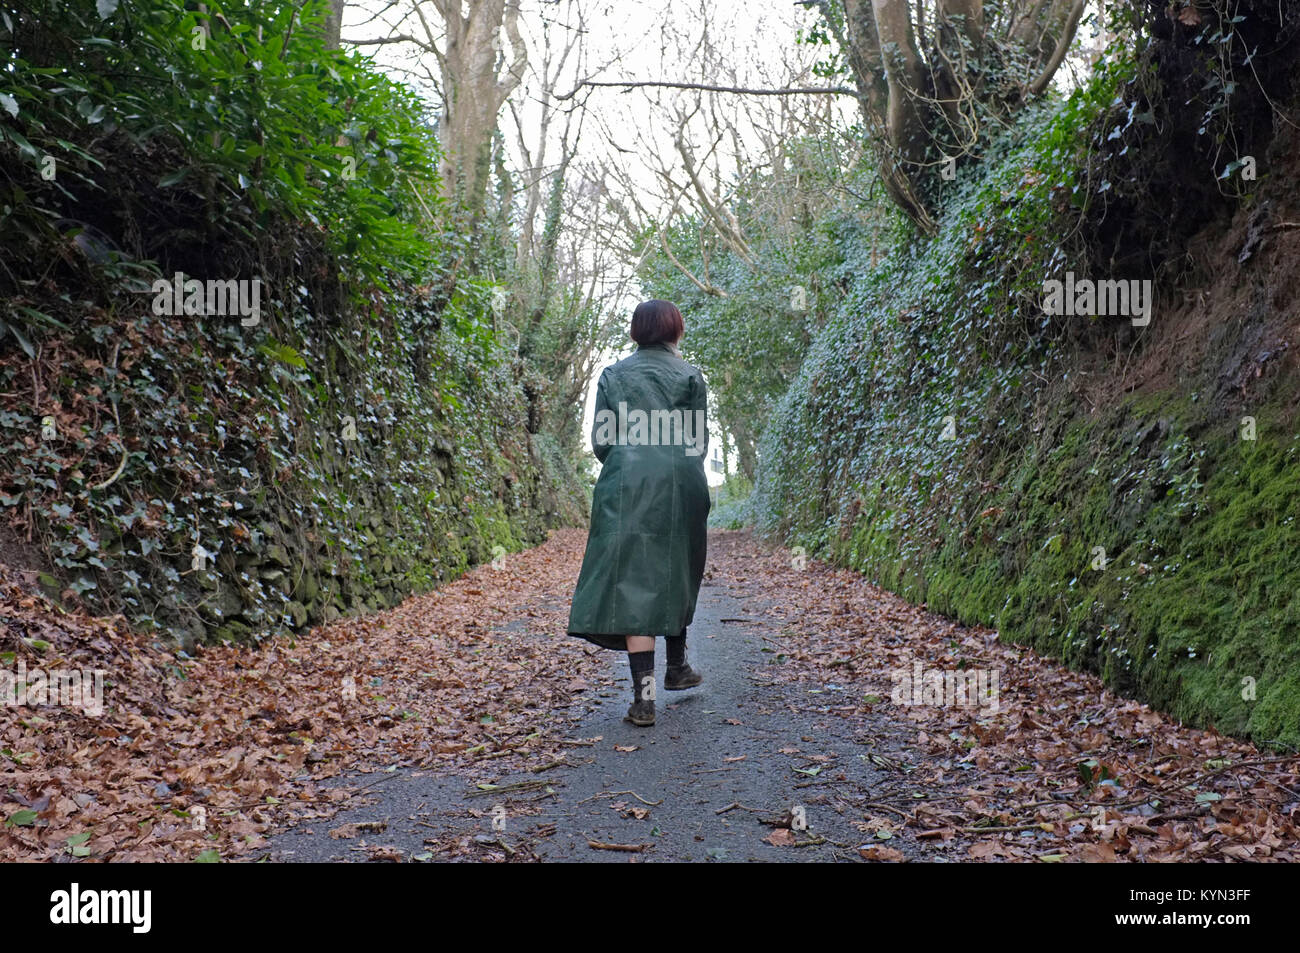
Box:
left=625, top=649, right=655, bottom=726
left=664, top=629, right=702, bottom=691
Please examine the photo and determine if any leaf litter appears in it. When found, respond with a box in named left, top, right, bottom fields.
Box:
left=0, top=530, right=611, bottom=861
left=3, top=527, right=1296, bottom=863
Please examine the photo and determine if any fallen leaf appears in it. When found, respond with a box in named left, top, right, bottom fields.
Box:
left=858, top=845, right=905, bottom=862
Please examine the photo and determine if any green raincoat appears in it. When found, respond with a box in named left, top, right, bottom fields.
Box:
left=567, top=341, right=711, bottom=651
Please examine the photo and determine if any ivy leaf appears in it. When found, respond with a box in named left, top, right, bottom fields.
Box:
left=1218, top=159, right=1245, bottom=180
left=0, top=91, right=17, bottom=118
left=257, top=341, right=307, bottom=369
left=96, top=0, right=119, bottom=18
left=6, top=809, right=37, bottom=827
left=75, top=96, right=105, bottom=124
left=3, top=321, right=35, bottom=357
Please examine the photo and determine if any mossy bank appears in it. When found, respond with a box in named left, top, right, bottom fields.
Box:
left=753, top=34, right=1300, bottom=747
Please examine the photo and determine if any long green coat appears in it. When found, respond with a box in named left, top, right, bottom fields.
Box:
left=567, top=342, right=711, bottom=651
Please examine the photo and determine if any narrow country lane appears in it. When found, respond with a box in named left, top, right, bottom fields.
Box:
left=255, top=532, right=1298, bottom=863
left=4, top=530, right=1296, bottom=863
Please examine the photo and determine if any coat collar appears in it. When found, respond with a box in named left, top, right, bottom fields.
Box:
left=638, top=341, right=682, bottom=357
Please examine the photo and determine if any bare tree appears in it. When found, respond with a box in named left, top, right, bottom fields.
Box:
left=578, top=1, right=865, bottom=479
left=829, top=0, right=1087, bottom=232
left=429, top=0, right=528, bottom=216
left=561, top=1, right=1088, bottom=233
left=343, top=1, right=527, bottom=220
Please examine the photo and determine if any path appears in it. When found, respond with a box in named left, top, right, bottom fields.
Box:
left=3, top=531, right=1295, bottom=863
left=264, top=562, right=904, bottom=862
left=258, top=532, right=1298, bottom=863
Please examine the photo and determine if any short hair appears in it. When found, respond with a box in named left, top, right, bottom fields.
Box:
left=630, top=299, right=684, bottom=346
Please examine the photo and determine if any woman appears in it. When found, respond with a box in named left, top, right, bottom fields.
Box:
left=567, top=299, right=711, bottom=727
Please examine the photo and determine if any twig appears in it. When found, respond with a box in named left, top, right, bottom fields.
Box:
left=353, top=770, right=404, bottom=792
left=529, top=757, right=567, bottom=774
left=587, top=839, right=649, bottom=852
left=791, top=836, right=828, bottom=847
left=957, top=822, right=1054, bottom=834
left=863, top=802, right=915, bottom=820
left=576, top=790, right=663, bottom=806
left=557, top=79, right=860, bottom=103
left=715, top=802, right=765, bottom=815
left=464, top=779, right=550, bottom=798
left=1249, top=767, right=1300, bottom=801
left=1145, top=756, right=1297, bottom=801
left=91, top=402, right=128, bottom=491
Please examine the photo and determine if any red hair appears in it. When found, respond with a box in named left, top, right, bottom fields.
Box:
left=631, top=299, right=684, bottom=346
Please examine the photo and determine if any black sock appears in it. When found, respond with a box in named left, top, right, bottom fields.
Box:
left=629, top=650, right=655, bottom=702
left=666, top=632, right=686, bottom=668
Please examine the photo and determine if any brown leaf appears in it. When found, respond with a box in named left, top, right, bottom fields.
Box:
left=858, top=846, right=905, bottom=862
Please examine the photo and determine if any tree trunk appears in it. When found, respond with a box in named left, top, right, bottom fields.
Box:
left=834, top=0, right=1082, bottom=233
left=322, top=0, right=346, bottom=49
left=433, top=0, right=527, bottom=225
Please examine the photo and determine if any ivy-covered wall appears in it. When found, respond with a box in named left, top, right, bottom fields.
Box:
left=754, top=44, right=1300, bottom=747
left=0, top=0, right=572, bottom=647
left=2, top=286, right=553, bottom=649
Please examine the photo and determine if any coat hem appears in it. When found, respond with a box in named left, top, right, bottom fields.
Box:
left=568, top=624, right=692, bottom=652
left=568, top=631, right=628, bottom=652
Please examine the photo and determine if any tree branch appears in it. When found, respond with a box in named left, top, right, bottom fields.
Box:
left=556, top=79, right=860, bottom=102
left=657, top=228, right=728, bottom=298
left=1023, top=0, right=1085, bottom=97
left=342, top=33, right=432, bottom=48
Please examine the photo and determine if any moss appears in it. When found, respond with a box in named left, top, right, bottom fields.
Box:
left=754, top=52, right=1300, bottom=747
left=813, top=386, right=1300, bottom=748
